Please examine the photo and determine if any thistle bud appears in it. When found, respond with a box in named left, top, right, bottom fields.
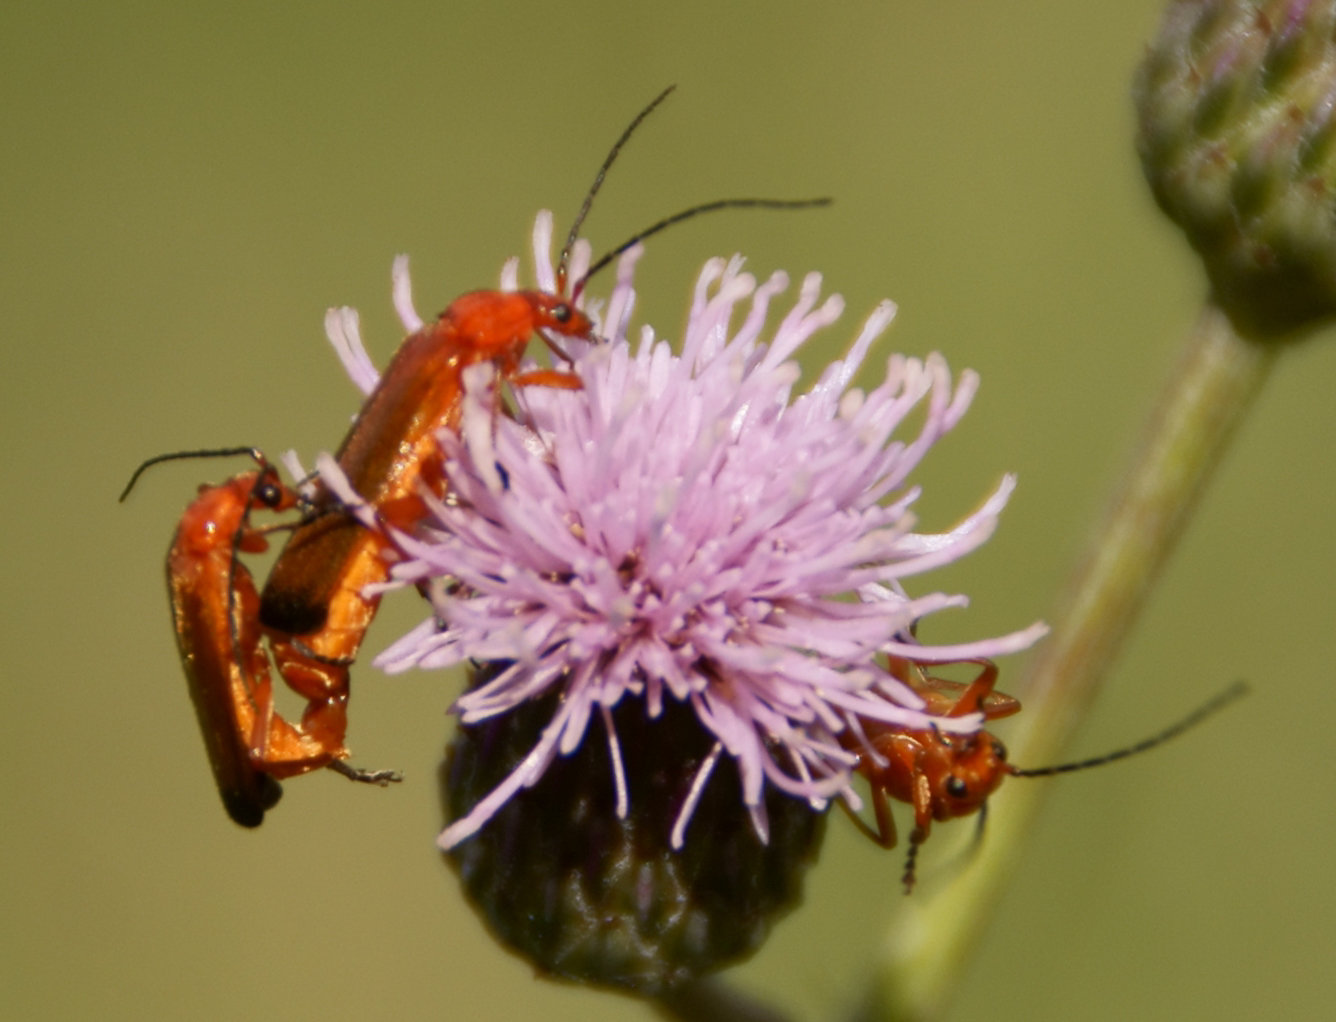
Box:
left=441, top=666, right=825, bottom=996
left=1135, top=0, right=1336, bottom=335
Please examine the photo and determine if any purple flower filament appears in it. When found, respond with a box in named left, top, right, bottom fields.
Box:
left=315, top=212, right=1047, bottom=853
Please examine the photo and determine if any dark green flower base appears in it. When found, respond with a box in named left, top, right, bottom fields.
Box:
left=442, top=673, right=826, bottom=996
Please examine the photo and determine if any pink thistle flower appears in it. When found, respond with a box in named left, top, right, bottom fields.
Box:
left=318, top=212, right=1047, bottom=853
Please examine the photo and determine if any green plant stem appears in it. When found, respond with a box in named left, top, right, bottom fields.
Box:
left=864, top=298, right=1278, bottom=1021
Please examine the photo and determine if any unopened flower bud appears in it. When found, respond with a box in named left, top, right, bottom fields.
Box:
left=1135, top=0, right=1336, bottom=335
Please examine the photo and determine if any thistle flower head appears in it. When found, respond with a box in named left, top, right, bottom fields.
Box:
left=321, top=212, right=1046, bottom=855
left=1135, top=0, right=1336, bottom=335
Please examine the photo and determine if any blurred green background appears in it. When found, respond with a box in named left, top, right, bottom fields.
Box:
left=4, top=2, right=1334, bottom=1019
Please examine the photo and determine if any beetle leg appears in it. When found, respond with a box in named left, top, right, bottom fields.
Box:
left=511, top=367, right=583, bottom=390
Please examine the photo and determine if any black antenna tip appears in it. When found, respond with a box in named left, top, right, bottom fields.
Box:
left=558, top=86, right=681, bottom=289
left=119, top=446, right=265, bottom=503
left=1009, top=680, right=1249, bottom=779
left=573, top=196, right=834, bottom=299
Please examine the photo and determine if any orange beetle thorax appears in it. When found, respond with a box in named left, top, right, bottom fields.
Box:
left=436, top=290, right=593, bottom=365
left=178, top=472, right=294, bottom=559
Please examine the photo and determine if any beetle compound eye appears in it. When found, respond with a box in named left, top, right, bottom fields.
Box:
left=256, top=482, right=284, bottom=509
left=552, top=303, right=572, bottom=324
left=945, top=776, right=969, bottom=799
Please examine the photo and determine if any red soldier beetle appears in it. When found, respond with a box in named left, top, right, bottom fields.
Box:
left=121, top=447, right=400, bottom=827
left=258, top=85, right=829, bottom=673
left=843, top=656, right=1246, bottom=892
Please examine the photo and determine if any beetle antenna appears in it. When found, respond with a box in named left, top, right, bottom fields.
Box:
left=571, top=196, right=832, bottom=303
left=556, top=84, right=677, bottom=295
left=1010, top=680, right=1248, bottom=778
left=119, top=446, right=264, bottom=502
left=902, top=828, right=926, bottom=894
